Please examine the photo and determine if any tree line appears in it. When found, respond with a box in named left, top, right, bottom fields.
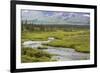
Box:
left=21, top=20, right=90, bottom=32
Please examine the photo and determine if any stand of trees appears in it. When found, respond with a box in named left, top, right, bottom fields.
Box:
left=21, top=20, right=90, bottom=32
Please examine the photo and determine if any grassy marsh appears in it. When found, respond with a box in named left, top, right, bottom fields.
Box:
left=22, top=29, right=90, bottom=53
left=21, top=47, right=53, bottom=63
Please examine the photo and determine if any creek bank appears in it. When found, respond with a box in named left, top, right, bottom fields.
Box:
left=22, top=38, right=90, bottom=61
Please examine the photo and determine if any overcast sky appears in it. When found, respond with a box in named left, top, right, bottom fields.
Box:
left=21, top=9, right=90, bottom=25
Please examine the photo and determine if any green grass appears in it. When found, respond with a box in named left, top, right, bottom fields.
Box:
left=21, top=31, right=50, bottom=42
left=44, top=31, right=90, bottom=53
left=21, top=47, right=53, bottom=63
left=22, top=29, right=90, bottom=53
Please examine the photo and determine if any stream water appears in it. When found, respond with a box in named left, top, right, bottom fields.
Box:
left=22, top=40, right=90, bottom=61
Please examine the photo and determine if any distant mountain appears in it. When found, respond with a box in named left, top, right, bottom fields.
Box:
left=21, top=10, right=90, bottom=25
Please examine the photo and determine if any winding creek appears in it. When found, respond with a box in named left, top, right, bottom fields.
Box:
left=22, top=38, right=90, bottom=61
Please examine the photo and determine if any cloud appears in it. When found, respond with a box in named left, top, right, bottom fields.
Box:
left=83, top=14, right=90, bottom=17
left=21, top=10, right=90, bottom=25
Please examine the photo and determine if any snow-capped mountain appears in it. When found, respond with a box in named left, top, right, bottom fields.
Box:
left=21, top=10, right=90, bottom=25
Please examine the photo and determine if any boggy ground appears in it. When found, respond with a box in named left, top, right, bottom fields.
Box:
left=22, top=29, right=90, bottom=53
left=21, top=29, right=90, bottom=63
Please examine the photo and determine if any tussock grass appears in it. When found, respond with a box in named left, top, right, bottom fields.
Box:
left=21, top=47, right=53, bottom=63
left=22, top=29, right=90, bottom=53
